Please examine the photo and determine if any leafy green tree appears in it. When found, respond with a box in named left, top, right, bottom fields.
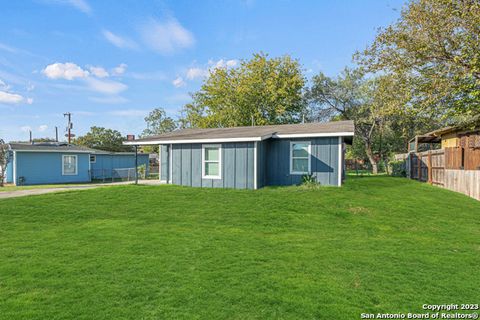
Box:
left=142, top=108, right=177, bottom=137
left=141, top=107, right=177, bottom=154
left=75, top=126, right=132, bottom=152
left=356, top=0, right=480, bottom=120
left=0, top=139, right=9, bottom=187
left=180, top=52, right=306, bottom=128
left=307, top=68, right=382, bottom=173
left=307, top=69, right=438, bottom=173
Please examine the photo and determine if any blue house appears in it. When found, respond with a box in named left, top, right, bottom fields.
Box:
left=124, top=121, right=354, bottom=189
left=4, top=143, right=149, bottom=185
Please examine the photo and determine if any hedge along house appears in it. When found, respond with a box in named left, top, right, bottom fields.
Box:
left=124, top=121, right=354, bottom=189
left=4, top=143, right=149, bottom=185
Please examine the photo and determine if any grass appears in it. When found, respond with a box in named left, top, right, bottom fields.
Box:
left=0, top=176, right=478, bottom=319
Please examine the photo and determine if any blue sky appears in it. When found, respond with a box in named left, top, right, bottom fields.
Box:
left=0, top=0, right=405, bottom=142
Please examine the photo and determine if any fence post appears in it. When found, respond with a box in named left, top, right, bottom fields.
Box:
left=428, top=151, right=432, bottom=184
left=417, top=154, right=421, bottom=181
left=135, top=145, right=138, bottom=185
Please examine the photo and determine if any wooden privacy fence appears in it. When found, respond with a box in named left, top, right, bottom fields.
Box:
left=409, top=149, right=445, bottom=185
left=406, top=149, right=480, bottom=201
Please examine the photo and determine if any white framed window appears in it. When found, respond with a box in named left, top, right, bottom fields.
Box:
left=62, top=155, right=78, bottom=175
left=90, top=155, right=96, bottom=163
left=290, top=141, right=311, bottom=175
left=202, top=144, right=222, bottom=179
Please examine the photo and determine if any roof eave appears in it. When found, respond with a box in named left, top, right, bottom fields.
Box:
left=123, top=131, right=354, bottom=145
left=123, top=135, right=269, bottom=145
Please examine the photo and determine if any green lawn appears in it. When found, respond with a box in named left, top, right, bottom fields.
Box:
left=0, top=176, right=478, bottom=319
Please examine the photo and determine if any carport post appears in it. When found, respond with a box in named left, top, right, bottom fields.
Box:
left=135, top=145, right=138, bottom=185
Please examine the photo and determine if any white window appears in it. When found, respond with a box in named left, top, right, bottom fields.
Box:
left=202, top=144, right=222, bottom=179
left=290, top=141, right=311, bottom=175
left=90, top=155, right=96, bottom=163
left=62, top=155, right=78, bottom=175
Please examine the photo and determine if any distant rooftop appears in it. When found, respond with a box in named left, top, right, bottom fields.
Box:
left=124, top=120, right=355, bottom=145
left=8, top=142, right=146, bottom=154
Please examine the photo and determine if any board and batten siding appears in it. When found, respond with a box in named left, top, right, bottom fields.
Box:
left=265, top=137, right=341, bottom=186
left=160, top=145, right=169, bottom=182
left=162, top=143, right=255, bottom=189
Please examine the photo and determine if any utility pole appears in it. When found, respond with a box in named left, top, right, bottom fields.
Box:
left=134, top=145, right=138, bottom=185
left=29, top=130, right=32, bottom=144
left=63, top=112, right=73, bottom=144
left=55, top=126, right=58, bottom=142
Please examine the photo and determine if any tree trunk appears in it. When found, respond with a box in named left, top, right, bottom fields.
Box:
left=364, top=140, right=378, bottom=174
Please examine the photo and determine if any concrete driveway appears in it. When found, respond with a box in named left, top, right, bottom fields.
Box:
left=0, top=180, right=162, bottom=199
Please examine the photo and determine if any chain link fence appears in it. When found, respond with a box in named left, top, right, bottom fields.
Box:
left=91, top=168, right=146, bottom=183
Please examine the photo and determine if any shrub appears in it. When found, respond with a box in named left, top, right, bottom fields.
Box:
left=301, top=174, right=322, bottom=189
left=390, top=160, right=406, bottom=177
left=137, top=164, right=146, bottom=179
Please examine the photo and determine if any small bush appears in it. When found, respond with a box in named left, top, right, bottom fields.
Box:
left=301, top=174, right=322, bottom=189
left=390, top=160, right=406, bottom=177
left=137, top=164, right=146, bottom=179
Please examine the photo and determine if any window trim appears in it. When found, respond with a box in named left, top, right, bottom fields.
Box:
left=290, top=141, right=311, bottom=175
left=90, top=155, right=96, bottom=163
left=202, top=144, right=222, bottom=180
left=62, top=154, right=78, bottom=176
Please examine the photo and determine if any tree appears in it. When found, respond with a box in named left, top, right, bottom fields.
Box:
left=307, top=68, right=383, bottom=173
left=142, top=107, right=177, bottom=137
left=356, top=0, right=480, bottom=120
left=180, top=52, right=306, bottom=128
left=141, top=107, right=177, bottom=154
left=0, top=139, right=9, bottom=187
left=307, top=68, right=438, bottom=174
left=75, top=127, right=132, bottom=152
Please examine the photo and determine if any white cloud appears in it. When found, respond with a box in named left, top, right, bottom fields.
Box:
left=186, top=67, right=208, bottom=80
left=88, top=66, right=109, bottom=78
left=46, top=0, right=92, bottom=14
left=108, top=109, right=148, bottom=117
left=111, top=63, right=127, bottom=76
left=38, top=125, right=48, bottom=132
left=102, top=30, right=138, bottom=49
left=209, top=59, right=238, bottom=69
left=172, top=76, right=186, bottom=88
left=66, top=0, right=91, bottom=13
left=0, top=79, right=10, bottom=90
left=0, top=42, right=17, bottom=54
left=20, top=126, right=32, bottom=133
left=0, top=90, right=33, bottom=105
left=43, top=62, right=89, bottom=80
left=140, top=18, right=195, bottom=55
left=183, top=59, right=238, bottom=82
left=89, top=96, right=129, bottom=104
left=43, top=62, right=129, bottom=96
left=84, top=77, right=127, bottom=95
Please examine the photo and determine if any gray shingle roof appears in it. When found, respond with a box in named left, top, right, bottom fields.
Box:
left=125, top=120, right=354, bottom=144
left=8, top=143, right=147, bottom=155
left=9, top=143, right=94, bottom=153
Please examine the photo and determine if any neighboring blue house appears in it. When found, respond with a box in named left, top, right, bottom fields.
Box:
left=124, top=121, right=354, bottom=189
left=4, top=143, right=149, bottom=185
